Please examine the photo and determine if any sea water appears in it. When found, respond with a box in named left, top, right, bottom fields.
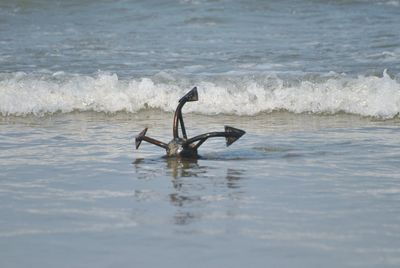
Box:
left=1, top=1, right=400, bottom=267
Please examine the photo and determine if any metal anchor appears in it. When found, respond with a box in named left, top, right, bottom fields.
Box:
left=135, top=87, right=246, bottom=158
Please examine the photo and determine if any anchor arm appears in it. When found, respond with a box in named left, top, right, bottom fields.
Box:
left=135, top=128, right=168, bottom=150
left=184, top=126, right=246, bottom=150
left=140, top=136, right=168, bottom=149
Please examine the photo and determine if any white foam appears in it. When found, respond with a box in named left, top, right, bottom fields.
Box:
left=1, top=71, right=399, bottom=118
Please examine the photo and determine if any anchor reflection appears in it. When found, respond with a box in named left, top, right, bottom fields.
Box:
left=165, top=157, right=201, bottom=180
left=226, top=168, right=244, bottom=189
left=132, top=157, right=245, bottom=225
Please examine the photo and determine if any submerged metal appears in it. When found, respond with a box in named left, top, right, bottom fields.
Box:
left=135, top=87, right=245, bottom=158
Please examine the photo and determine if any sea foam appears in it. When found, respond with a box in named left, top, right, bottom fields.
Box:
left=0, top=71, right=399, bottom=118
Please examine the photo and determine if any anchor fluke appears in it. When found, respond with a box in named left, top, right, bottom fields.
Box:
left=179, top=87, right=198, bottom=103
left=135, top=128, right=148, bottom=149
left=225, top=126, right=246, bottom=147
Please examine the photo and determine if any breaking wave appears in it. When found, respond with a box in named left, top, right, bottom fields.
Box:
left=1, top=70, right=399, bottom=119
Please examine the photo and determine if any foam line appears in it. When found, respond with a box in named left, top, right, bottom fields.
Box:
left=1, top=71, right=399, bottom=118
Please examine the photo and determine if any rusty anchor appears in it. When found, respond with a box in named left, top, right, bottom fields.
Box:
left=135, top=87, right=245, bottom=158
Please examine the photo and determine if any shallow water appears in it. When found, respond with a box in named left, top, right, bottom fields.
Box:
left=1, top=112, right=400, bottom=267
left=1, top=0, right=400, bottom=267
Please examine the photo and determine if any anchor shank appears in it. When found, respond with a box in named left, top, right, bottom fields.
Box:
left=173, top=101, right=185, bottom=139
left=173, top=87, right=198, bottom=139
left=179, top=113, right=187, bottom=139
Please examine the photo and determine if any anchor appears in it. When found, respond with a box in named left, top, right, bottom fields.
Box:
left=135, top=87, right=245, bottom=158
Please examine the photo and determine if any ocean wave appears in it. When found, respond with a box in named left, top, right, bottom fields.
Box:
left=0, top=71, right=399, bottom=118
